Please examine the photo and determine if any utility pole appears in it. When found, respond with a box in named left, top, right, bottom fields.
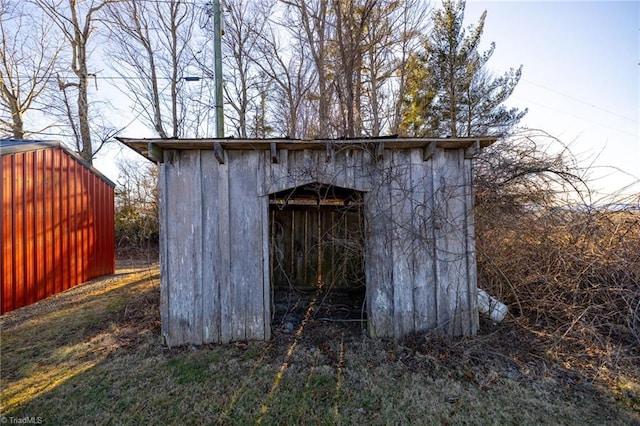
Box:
left=212, top=0, right=224, bottom=138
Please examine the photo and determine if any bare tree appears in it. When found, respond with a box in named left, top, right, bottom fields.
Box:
left=281, top=0, right=428, bottom=138
left=0, top=1, right=61, bottom=139
left=115, top=157, right=159, bottom=252
left=329, top=0, right=380, bottom=137
left=282, top=0, right=332, bottom=138
left=105, top=0, right=197, bottom=139
left=34, top=0, right=117, bottom=163
left=362, top=0, right=429, bottom=135
left=253, top=16, right=315, bottom=138
left=212, top=0, right=274, bottom=138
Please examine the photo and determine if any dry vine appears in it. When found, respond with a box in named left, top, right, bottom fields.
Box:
left=474, top=129, right=640, bottom=387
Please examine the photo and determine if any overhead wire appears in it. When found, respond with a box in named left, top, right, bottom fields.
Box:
left=521, top=78, right=638, bottom=124
left=509, top=93, right=638, bottom=138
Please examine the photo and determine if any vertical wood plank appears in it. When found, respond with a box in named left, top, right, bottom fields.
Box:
left=318, top=144, right=335, bottom=186
left=276, top=149, right=289, bottom=192
left=192, top=151, right=204, bottom=345
left=218, top=155, right=232, bottom=343
left=228, top=152, right=246, bottom=341
left=158, top=160, right=170, bottom=344
left=288, top=150, right=302, bottom=189
left=410, top=148, right=437, bottom=332
left=464, top=156, right=479, bottom=335
left=266, top=147, right=282, bottom=195
left=334, top=149, right=347, bottom=189
left=433, top=149, right=471, bottom=336
left=265, top=146, right=276, bottom=195
left=260, top=152, right=272, bottom=340
left=353, top=148, right=368, bottom=191
left=165, top=151, right=202, bottom=345
left=364, top=153, right=394, bottom=338
left=165, top=153, right=185, bottom=345
left=346, top=148, right=356, bottom=190
left=164, top=155, right=179, bottom=345
left=450, top=149, right=470, bottom=336
left=228, top=151, right=264, bottom=340
left=249, top=152, right=266, bottom=340
left=432, top=148, right=451, bottom=334
left=201, top=150, right=221, bottom=343
left=390, top=149, right=414, bottom=338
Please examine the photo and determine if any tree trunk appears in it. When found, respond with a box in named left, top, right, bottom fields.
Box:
left=73, top=1, right=93, bottom=163
left=1, top=84, right=25, bottom=139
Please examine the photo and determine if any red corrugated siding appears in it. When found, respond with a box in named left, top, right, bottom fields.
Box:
left=1, top=146, right=115, bottom=314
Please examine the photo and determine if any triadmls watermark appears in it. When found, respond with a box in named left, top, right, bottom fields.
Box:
left=0, top=416, right=44, bottom=424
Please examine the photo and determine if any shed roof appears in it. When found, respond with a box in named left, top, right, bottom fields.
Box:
left=116, top=136, right=498, bottom=164
left=0, top=139, right=116, bottom=187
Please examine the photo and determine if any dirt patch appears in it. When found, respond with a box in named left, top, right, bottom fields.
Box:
left=0, top=260, right=158, bottom=330
left=272, top=288, right=366, bottom=335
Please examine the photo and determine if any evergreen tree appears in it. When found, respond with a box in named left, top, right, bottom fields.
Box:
left=401, top=0, right=526, bottom=137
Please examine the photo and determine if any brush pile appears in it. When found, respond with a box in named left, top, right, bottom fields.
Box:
left=473, top=130, right=639, bottom=392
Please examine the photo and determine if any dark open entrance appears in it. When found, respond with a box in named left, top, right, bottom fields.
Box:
left=269, top=183, right=366, bottom=335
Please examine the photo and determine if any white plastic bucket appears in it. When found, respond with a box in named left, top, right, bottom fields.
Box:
left=477, top=289, right=508, bottom=322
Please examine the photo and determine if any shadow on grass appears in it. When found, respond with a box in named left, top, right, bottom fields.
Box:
left=0, top=269, right=160, bottom=414
left=1, top=269, right=638, bottom=424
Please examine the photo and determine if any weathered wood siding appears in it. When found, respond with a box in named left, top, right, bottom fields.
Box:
left=159, top=144, right=478, bottom=345
left=160, top=150, right=270, bottom=346
left=364, top=148, right=477, bottom=337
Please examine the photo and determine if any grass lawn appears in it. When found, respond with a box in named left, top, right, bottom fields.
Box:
left=1, top=260, right=638, bottom=425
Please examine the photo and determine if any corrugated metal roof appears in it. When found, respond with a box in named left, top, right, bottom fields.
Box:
left=0, top=139, right=116, bottom=187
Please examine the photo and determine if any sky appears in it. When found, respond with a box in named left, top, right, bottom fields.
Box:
left=461, top=0, right=639, bottom=200
left=96, top=0, right=639, bottom=202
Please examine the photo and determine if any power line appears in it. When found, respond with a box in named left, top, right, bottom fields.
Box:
left=511, top=94, right=638, bottom=138
left=36, top=75, right=213, bottom=81
left=521, top=78, right=638, bottom=124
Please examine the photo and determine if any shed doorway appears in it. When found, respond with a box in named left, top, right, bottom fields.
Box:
left=269, top=183, right=366, bottom=334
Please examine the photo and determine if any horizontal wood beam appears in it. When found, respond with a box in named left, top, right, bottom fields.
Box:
left=116, top=136, right=499, bottom=164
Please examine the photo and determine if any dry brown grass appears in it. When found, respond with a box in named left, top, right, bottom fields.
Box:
left=1, top=257, right=639, bottom=424
left=474, top=131, right=640, bottom=414
left=476, top=206, right=640, bottom=411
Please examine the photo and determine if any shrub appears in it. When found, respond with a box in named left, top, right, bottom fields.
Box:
left=114, top=158, right=159, bottom=256
left=474, top=130, right=640, bottom=347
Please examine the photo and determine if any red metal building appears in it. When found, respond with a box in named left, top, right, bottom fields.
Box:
left=1, top=140, right=115, bottom=314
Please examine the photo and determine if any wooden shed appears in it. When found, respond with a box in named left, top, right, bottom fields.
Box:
left=119, top=137, right=495, bottom=346
left=1, top=139, right=115, bottom=314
